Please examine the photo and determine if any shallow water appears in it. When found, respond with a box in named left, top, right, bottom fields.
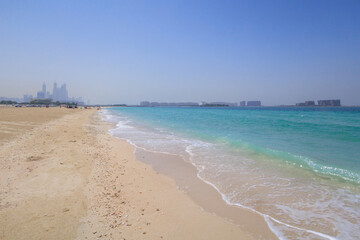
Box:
left=102, top=107, right=360, bottom=240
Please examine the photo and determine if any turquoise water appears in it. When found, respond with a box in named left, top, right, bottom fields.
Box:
left=103, top=107, right=360, bottom=239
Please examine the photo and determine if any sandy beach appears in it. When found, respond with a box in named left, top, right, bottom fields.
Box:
left=0, top=107, right=276, bottom=239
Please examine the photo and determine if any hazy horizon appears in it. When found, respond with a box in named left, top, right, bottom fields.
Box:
left=1, top=1, right=359, bottom=105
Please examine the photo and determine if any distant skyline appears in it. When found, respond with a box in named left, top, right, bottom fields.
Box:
left=2, top=81, right=84, bottom=104
left=1, top=0, right=359, bottom=105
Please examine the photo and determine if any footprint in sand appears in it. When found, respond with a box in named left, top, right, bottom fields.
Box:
left=26, top=156, right=43, bottom=162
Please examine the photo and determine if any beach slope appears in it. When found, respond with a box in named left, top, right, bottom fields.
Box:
left=0, top=107, right=269, bottom=239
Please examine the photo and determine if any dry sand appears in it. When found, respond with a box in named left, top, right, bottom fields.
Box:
left=0, top=106, right=75, bottom=144
left=0, top=107, right=276, bottom=239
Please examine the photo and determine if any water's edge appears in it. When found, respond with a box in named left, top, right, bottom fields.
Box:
left=100, top=110, right=338, bottom=240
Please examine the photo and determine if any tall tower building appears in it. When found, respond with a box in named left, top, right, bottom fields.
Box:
left=60, top=84, right=68, bottom=102
left=42, top=82, right=48, bottom=98
left=52, top=82, right=58, bottom=101
left=50, top=82, right=70, bottom=102
left=42, top=82, right=46, bottom=95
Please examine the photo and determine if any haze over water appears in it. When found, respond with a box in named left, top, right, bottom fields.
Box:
left=103, top=107, right=360, bottom=240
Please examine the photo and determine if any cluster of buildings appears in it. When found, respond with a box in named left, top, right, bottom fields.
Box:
left=139, top=101, right=262, bottom=107
left=22, top=83, right=84, bottom=104
left=296, top=99, right=341, bottom=107
left=33, top=82, right=69, bottom=102
left=199, top=102, right=239, bottom=107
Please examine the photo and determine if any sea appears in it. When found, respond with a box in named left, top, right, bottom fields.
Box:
left=101, top=106, right=360, bottom=240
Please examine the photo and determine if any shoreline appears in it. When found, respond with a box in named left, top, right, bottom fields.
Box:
left=93, top=111, right=277, bottom=239
left=100, top=109, right=352, bottom=239
left=134, top=148, right=278, bottom=239
left=100, top=109, right=278, bottom=238
left=114, top=136, right=340, bottom=240
left=102, top=114, right=278, bottom=239
left=1, top=107, right=267, bottom=239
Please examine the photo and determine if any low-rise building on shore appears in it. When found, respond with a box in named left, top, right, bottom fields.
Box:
left=296, top=101, right=315, bottom=106
left=295, top=99, right=341, bottom=107
left=318, top=99, right=341, bottom=106
left=247, top=101, right=261, bottom=107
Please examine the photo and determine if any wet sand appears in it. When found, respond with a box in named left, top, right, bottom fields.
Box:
left=135, top=149, right=277, bottom=239
left=0, top=107, right=276, bottom=239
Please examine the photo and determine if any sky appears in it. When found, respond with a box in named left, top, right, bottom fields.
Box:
left=0, top=0, right=359, bottom=105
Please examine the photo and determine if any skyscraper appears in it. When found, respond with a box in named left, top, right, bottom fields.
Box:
left=52, top=82, right=59, bottom=101
left=60, top=84, right=68, bottom=102
left=36, top=82, right=47, bottom=99
left=42, top=82, right=46, bottom=95
left=51, top=82, right=68, bottom=102
left=33, top=82, right=79, bottom=103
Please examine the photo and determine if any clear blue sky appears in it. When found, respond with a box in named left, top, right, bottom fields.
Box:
left=1, top=0, right=359, bottom=105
